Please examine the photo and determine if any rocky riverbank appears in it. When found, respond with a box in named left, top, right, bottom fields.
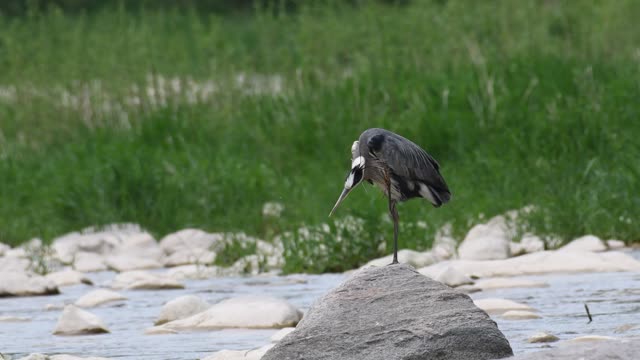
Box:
left=1, top=212, right=639, bottom=359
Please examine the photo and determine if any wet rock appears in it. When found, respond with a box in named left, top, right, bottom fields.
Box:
left=202, top=344, right=274, bottom=360
left=417, top=250, right=640, bottom=278
left=49, top=356, right=111, bottom=360
left=614, top=324, right=636, bottom=333
left=110, top=271, right=184, bottom=290
left=144, top=326, right=178, bottom=335
left=474, top=278, right=548, bottom=290
left=263, top=264, right=513, bottom=360
left=509, top=338, right=640, bottom=360
left=607, top=239, right=626, bottom=250
left=527, top=332, right=559, bottom=343
left=44, top=303, right=65, bottom=311
left=166, top=264, right=220, bottom=280
left=161, top=296, right=302, bottom=330
left=45, top=269, right=93, bottom=287
left=155, top=295, right=210, bottom=325
left=559, top=235, right=606, bottom=252
left=163, top=249, right=216, bottom=267
left=502, top=310, right=541, bottom=320
left=0, top=256, right=30, bottom=272
left=18, top=354, right=111, bottom=360
left=75, top=289, right=127, bottom=308
left=73, top=252, right=107, bottom=272
left=458, top=218, right=511, bottom=260
left=564, top=335, right=616, bottom=343
left=105, top=255, right=163, bottom=272
left=53, top=305, right=109, bottom=335
left=159, top=229, right=223, bottom=256
left=0, top=315, right=30, bottom=322
left=363, top=249, right=438, bottom=268
left=0, top=271, right=60, bottom=297
left=17, top=354, right=49, bottom=360
left=418, top=265, right=473, bottom=287
left=270, top=327, right=295, bottom=342
left=473, top=298, right=534, bottom=314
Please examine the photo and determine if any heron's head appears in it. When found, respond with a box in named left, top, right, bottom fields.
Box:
left=329, top=155, right=365, bottom=216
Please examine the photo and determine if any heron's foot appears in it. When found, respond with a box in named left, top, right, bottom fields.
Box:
left=387, top=259, right=400, bottom=266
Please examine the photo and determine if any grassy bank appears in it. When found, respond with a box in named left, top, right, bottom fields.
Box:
left=1, top=1, right=639, bottom=272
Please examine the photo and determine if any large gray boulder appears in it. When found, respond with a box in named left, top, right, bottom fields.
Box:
left=263, top=264, right=512, bottom=360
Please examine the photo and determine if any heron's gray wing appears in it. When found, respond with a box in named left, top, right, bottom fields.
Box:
left=367, top=132, right=451, bottom=203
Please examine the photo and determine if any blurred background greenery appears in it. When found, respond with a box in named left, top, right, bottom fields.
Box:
left=0, top=0, right=638, bottom=272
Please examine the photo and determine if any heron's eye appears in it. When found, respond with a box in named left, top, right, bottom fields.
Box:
left=344, top=168, right=363, bottom=189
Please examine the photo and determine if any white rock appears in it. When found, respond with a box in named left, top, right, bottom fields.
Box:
left=363, top=250, right=438, bottom=268
left=75, top=289, right=127, bottom=308
left=6, top=247, right=27, bottom=258
left=223, top=255, right=261, bottom=276
left=607, top=240, right=626, bottom=250
left=52, top=224, right=148, bottom=262
left=418, top=265, right=473, bottom=287
left=111, top=271, right=184, bottom=290
left=44, top=303, right=65, bottom=311
left=563, top=335, right=616, bottom=343
left=473, top=298, right=534, bottom=314
left=53, top=305, right=109, bottom=335
left=144, top=326, right=178, bottom=335
left=417, top=250, right=640, bottom=278
left=0, top=315, right=30, bottom=322
left=0, top=256, right=30, bottom=272
left=73, top=252, right=108, bottom=272
left=155, top=295, right=210, bottom=325
left=432, top=222, right=458, bottom=260
left=474, top=278, right=548, bottom=290
left=614, top=324, right=636, bottom=333
left=510, top=234, right=545, bottom=256
left=163, top=249, right=216, bottom=267
left=0, top=243, right=10, bottom=256
left=18, top=354, right=49, bottom=360
left=105, top=255, right=163, bottom=272
left=559, top=235, right=606, bottom=252
left=159, top=229, right=223, bottom=255
left=50, top=355, right=111, bottom=360
left=528, top=332, right=559, bottom=343
left=46, top=270, right=92, bottom=287
left=502, top=310, right=541, bottom=320
left=0, top=271, right=59, bottom=297
left=271, top=327, right=295, bottom=342
left=161, top=296, right=302, bottom=330
left=166, top=264, right=220, bottom=280
left=458, top=217, right=511, bottom=261
left=201, top=344, right=274, bottom=360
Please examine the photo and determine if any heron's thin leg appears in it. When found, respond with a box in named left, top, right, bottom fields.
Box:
left=390, top=201, right=399, bottom=265
left=387, top=177, right=399, bottom=265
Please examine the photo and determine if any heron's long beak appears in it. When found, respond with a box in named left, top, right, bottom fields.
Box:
left=329, top=187, right=352, bottom=217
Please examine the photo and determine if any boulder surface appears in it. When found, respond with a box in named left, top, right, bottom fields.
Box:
left=263, top=264, right=513, bottom=360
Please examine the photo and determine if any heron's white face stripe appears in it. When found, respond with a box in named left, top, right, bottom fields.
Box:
left=351, top=156, right=365, bottom=169
left=345, top=172, right=356, bottom=189
left=351, top=140, right=359, bottom=153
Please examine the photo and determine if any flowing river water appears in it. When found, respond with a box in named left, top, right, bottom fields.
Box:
left=1, top=249, right=639, bottom=359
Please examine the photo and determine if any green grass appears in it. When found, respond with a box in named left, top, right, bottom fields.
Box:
left=1, top=1, right=639, bottom=272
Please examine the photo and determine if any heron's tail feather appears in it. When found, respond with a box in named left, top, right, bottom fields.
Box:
left=419, top=182, right=451, bottom=208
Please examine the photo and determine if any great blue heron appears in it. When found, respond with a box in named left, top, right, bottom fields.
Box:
left=329, top=128, right=451, bottom=264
